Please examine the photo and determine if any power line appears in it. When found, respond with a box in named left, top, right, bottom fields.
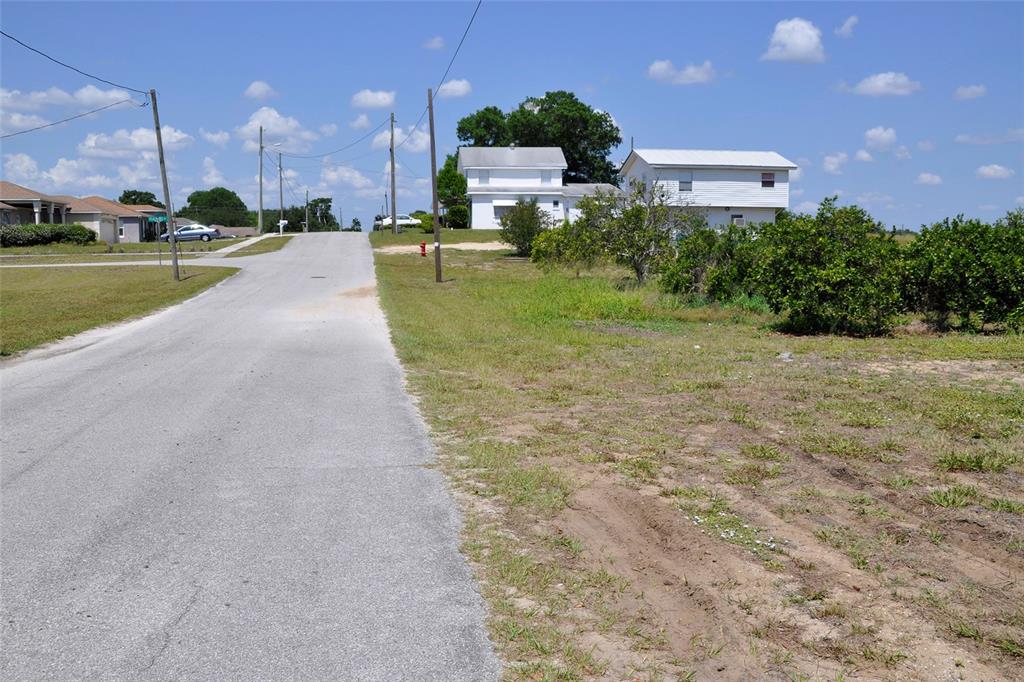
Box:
left=0, top=98, right=144, bottom=139
left=264, top=150, right=304, bottom=206
left=278, top=117, right=388, bottom=159
left=0, top=30, right=149, bottom=95
left=396, top=0, right=482, bottom=151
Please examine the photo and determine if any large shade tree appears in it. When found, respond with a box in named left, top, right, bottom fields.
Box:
left=177, top=187, right=249, bottom=226
left=455, top=91, right=621, bottom=184
left=118, top=189, right=163, bottom=208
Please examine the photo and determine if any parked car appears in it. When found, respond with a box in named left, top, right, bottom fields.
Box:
left=372, top=214, right=421, bottom=230
left=159, top=225, right=221, bottom=242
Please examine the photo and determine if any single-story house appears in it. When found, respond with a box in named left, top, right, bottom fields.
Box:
left=0, top=181, right=71, bottom=225
left=52, top=195, right=120, bottom=243
left=619, top=149, right=798, bottom=227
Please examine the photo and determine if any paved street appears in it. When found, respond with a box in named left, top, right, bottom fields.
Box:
left=1, top=233, right=499, bottom=680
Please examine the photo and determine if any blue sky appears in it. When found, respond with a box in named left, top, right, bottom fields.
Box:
left=2, top=1, right=1021, bottom=229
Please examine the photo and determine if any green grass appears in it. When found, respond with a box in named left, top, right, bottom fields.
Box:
left=1, top=240, right=233, bottom=255
left=368, top=228, right=502, bottom=248
left=936, top=450, right=1019, bottom=473
left=224, top=235, right=294, bottom=257
left=0, top=266, right=237, bottom=355
left=371, top=247, right=1024, bottom=676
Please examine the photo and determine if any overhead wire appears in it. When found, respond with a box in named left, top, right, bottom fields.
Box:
left=0, top=98, right=145, bottom=139
left=0, top=29, right=149, bottom=95
left=395, top=0, right=482, bottom=151
left=277, top=117, right=388, bottom=159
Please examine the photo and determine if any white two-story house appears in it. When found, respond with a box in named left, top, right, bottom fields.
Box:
left=458, top=147, right=618, bottom=228
left=619, top=149, right=797, bottom=227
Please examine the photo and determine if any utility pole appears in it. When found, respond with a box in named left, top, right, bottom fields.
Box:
left=389, top=112, right=398, bottom=234
left=304, top=188, right=309, bottom=232
left=427, top=88, right=442, bottom=283
left=258, top=125, right=264, bottom=234
left=149, top=89, right=179, bottom=281
left=278, top=151, right=284, bottom=233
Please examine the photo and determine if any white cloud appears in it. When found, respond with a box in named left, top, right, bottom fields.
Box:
left=78, top=126, right=194, bottom=158
left=0, top=111, right=49, bottom=135
left=200, top=128, right=230, bottom=147
left=1016, top=196, right=1024, bottom=205
left=955, top=128, right=1024, bottom=145
left=647, top=59, right=717, bottom=85
left=3, top=152, right=118, bottom=190
left=823, top=152, right=848, bottom=175
left=0, top=84, right=133, bottom=112
left=321, top=164, right=375, bottom=190
left=235, top=106, right=318, bottom=153
left=796, top=200, right=819, bottom=213
left=319, top=123, right=338, bottom=137
left=372, top=125, right=430, bottom=153
left=351, top=89, right=396, bottom=108
left=244, top=80, right=277, bottom=100
left=835, top=16, right=858, bottom=38
left=953, top=84, right=986, bottom=100
left=791, top=187, right=805, bottom=197
left=915, top=172, right=942, bottom=185
left=349, top=114, right=371, bottom=129
left=201, top=156, right=225, bottom=185
left=423, top=36, right=444, bottom=50
left=761, top=18, right=825, bottom=63
left=978, top=204, right=1000, bottom=211
left=437, top=79, right=472, bottom=98
left=864, top=126, right=897, bottom=150
left=976, top=164, right=1015, bottom=180
left=848, top=72, right=921, bottom=97
left=894, top=145, right=911, bottom=160
left=917, top=140, right=936, bottom=152
left=856, top=191, right=895, bottom=208
left=791, top=157, right=811, bottom=182
left=855, top=149, right=874, bottom=162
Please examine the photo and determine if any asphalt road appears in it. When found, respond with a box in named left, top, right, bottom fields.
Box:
left=1, top=233, right=500, bottom=680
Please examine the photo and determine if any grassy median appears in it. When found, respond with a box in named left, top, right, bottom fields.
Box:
left=0, top=266, right=237, bottom=355
left=374, top=248, right=1024, bottom=680
left=369, top=228, right=500, bottom=248
left=1, top=240, right=233, bottom=255
left=224, top=235, right=294, bottom=257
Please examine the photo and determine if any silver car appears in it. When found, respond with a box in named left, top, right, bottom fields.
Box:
left=160, top=225, right=221, bottom=242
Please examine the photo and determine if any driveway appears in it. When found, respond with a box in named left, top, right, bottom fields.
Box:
left=1, top=233, right=499, bottom=680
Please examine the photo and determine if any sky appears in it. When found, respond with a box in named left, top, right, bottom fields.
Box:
left=1, top=1, right=1022, bottom=230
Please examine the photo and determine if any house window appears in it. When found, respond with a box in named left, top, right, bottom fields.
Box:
left=118, top=225, right=125, bottom=238
left=479, top=170, right=489, bottom=185
left=761, top=172, right=775, bottom=188
left=731, top=214, right=745, bottom=226
left=677, top=171, right=693, bottom=192
left=553, top=200, right=560, bottom=208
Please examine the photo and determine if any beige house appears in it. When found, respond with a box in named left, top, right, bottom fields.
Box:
left=0, top=181, right=71, bottom=225
left=51, top=195, right=120, bottom=243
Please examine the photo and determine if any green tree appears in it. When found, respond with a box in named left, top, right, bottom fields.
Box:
left=177, top=187, right=248, bottom=226
left=455, top=106, right=511, bottom=147
left=498, top=198, right=551, bottom=257
left=446, top=204, right=469, bottom=229
left=308, top=197, right=339, bottom=231
left=531, top=210, right=605, bottom=278
left=118, top=189, right=163, bottom=208
left=756, top=197, right=904, bottom=336
left=351, top=217, right=361, bottom=229
left=456, top=91, right=621, bottom=183
left=437, top=154, right=468, bottom=209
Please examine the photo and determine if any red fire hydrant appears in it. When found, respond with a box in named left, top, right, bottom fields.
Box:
left=420, top=241, right=427, bottom=257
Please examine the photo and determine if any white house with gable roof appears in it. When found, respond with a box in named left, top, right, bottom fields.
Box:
left=619, top=149, right=798, bottom=227
left=458, top=147, right=617, bottom=228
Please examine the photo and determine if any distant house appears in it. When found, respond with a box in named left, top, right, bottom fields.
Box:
left=0, top=181, right=71, bottom=225
left=619, top=149, right=797, bottom=227
left=457, top=147, right=616, bottom=229
left=52, top=196, right=120, bottom=243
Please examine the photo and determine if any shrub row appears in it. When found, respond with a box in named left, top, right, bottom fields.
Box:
left=0, top=223, right=97, bottom=247
left=527, top=185, right=1022, bottom=335
left=660, top=201, right=1023, bottom=335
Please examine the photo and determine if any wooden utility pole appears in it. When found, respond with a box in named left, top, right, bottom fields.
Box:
left=278, top=151, right=284, bottom=232
left=427, top=88, right=442, bottom=283
left=258, top=125, right=264, bottom=233
left=149, top=89, right=179, bottom=281
left=389, top=112, right=398, bottom=234
left=304, top=189, right=309, bottom=232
